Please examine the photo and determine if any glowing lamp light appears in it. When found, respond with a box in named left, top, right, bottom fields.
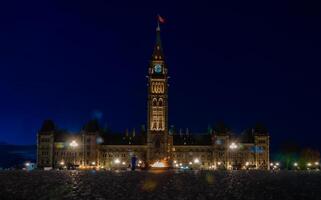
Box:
left=315, top=162, right=319, bottom=165
left=275, top=162, right=280, bottom=166
left=138, top=160, right=142, bottom=164
left=293, top=162, right=298, bottom=167
left=193, top=158, right=200, bottom=164
left=189, top=162, right=193, bottom=165
left=122, top=162, right=126, bottom=165
left=218, top=162, right=221, bottom=166
left=60, top=161, right=65, bottom=165
left=96, top=137, right=104, bottom=144
left=173, top=160, right=177, bottom=164
left=175, top=164, right=179, bottom=167
left=114, top=159, right=121, bottom=164
left=91, top=162, right=96, bottom=165
left=25, top=162, right=30, bottom=167
left=307, top=163, right=312, bottom=167
left=229, top=142, right=238, bottom=150
left=245, top=162, right=249, bottom=166
left=69, top=140, right=79, bottom=148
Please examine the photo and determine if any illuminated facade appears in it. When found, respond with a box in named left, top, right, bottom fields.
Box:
left=37, top=24, right=269, bottom=170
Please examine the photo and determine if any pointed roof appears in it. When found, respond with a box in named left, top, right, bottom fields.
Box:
left=83, top=119, right=100, bottom=132
left=40, top=120, right=56, bottom=132
left=151, top=23, right=164, bottom=61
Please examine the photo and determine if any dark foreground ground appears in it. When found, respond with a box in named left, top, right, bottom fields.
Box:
left=0, top=170, right=320, bottom=200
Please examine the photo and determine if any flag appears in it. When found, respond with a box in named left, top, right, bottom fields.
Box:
left=158, top=15, right=165, bottom=24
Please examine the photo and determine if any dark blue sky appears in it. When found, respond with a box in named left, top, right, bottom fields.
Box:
left=0, top=0, right=321, bottom=150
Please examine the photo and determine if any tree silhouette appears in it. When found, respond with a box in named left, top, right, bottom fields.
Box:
left=213, top=121, right=231, bottom=134
left=277, top=141, right=301, bottom=169
left=300, top=148, right=320, bottom=168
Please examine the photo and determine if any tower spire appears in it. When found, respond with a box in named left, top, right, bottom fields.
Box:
left=152, top=16, right=164, bottom=61
left=147, top=16, right=170, bottom=165
left=156, top=18, right=160, bottom=32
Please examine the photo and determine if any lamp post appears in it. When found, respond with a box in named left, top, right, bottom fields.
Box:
left=229, top=142, right=238, bottom=170
left=193, top=158, right=200, bottom=169
left=307, top=162, right=312, bottom=170
left=229, top=142, right=238, bottom=150
left=293, top=162, right=298, bottom=170
left=315, top=162, right=320, bottom=170
left=245, top=161, right=250, bottom=169
left=69, top=140, right=78, bottom=168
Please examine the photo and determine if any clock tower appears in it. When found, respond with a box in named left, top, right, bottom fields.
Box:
left=146, top=23, right=172, bottom=166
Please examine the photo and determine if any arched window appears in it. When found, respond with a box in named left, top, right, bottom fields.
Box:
left=152, top=98, right=157, bottom=106
left=152, top=122, right=157, bottom=129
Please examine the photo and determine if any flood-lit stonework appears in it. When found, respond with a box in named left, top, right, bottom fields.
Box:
left=37, top=25, right=269, bottom=170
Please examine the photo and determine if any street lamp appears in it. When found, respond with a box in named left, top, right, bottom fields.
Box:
left=69, top=140, right=79, bottom=148
left=229, top=142, right=238, bottom=150
left=270, top=162, right=280, bottom=170
left=114, top=158, right=120, bottom=164
left=69, top=140, right=78, bottom=167
left=193, top=158, right=200, bottom=164
left=228, top=142, right=238, bottom=170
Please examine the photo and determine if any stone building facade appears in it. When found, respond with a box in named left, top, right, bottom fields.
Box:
left=37, top=24, right=269, bottom=170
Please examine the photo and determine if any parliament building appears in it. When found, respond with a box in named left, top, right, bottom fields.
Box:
left=37, top=24, right=270, bottom=170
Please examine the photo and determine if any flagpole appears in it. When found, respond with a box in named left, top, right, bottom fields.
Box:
left=157, top=15, right=160, bottom=31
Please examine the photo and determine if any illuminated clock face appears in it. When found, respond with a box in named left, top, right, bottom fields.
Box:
left=154, top=64, right=162, bottom=73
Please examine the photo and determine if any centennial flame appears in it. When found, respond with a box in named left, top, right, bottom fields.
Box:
left=150, top=160, right=168, bottom=168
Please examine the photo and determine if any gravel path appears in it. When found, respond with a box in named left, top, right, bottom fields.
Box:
left=0, top=170, right=320, bottom=200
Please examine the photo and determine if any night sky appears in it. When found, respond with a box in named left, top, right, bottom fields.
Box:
left=1, top=0, right=321, bottom=150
